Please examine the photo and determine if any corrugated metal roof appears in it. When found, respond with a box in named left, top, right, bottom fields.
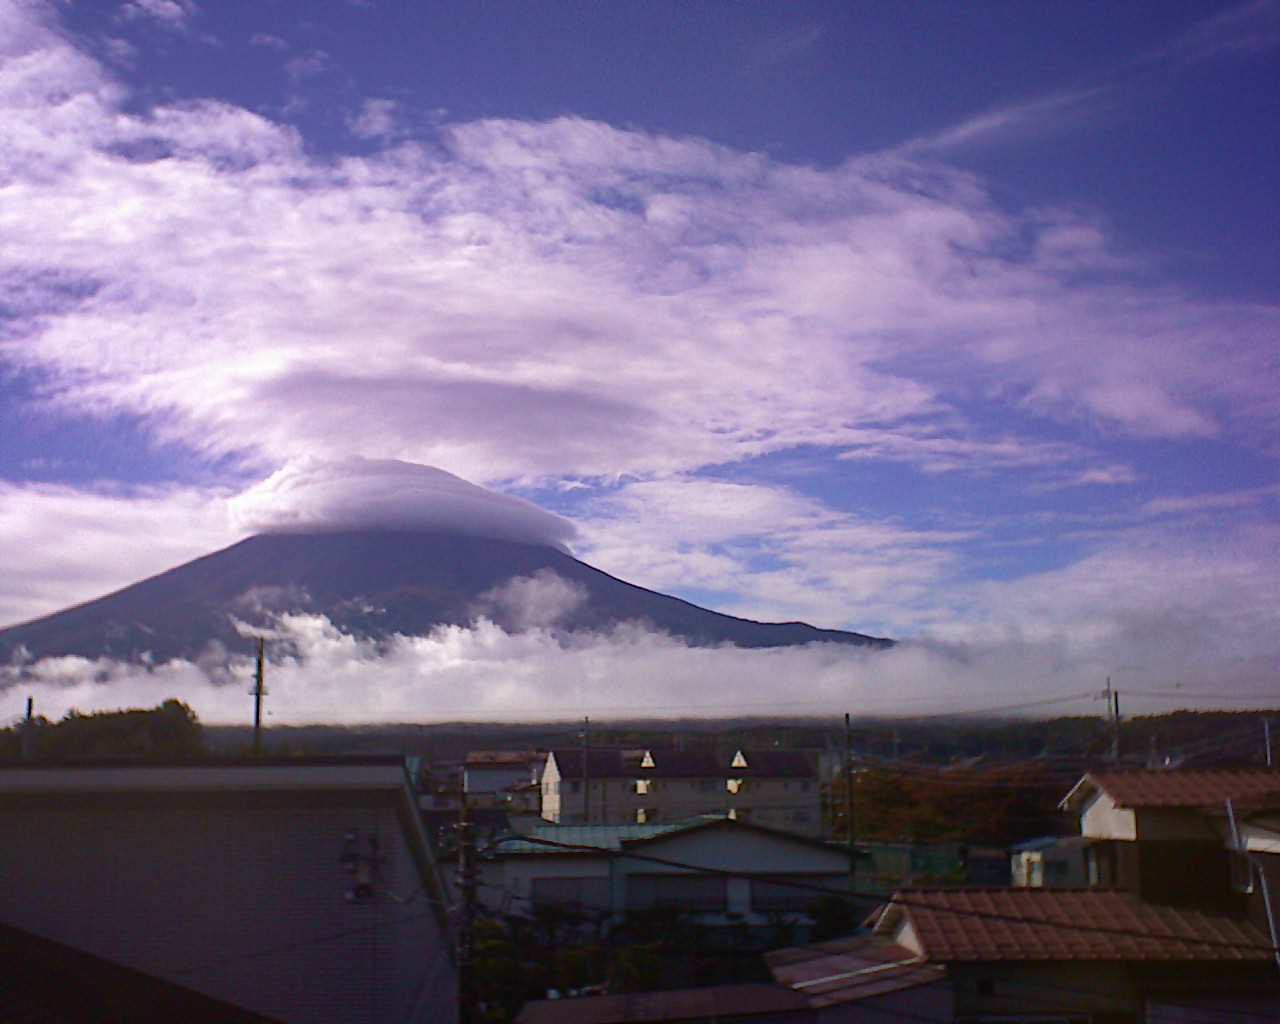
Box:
left=874, top=888, right=1275, bottom=963
left=767, top=936, right=945, bottom=1007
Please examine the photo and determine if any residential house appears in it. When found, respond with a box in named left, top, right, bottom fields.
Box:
left=869, top=886, right=1280, bottom=1021
left=0, top=758, right=456, bottom=1024
left=463, top=749, right=545, bottom=806
left=514, top=936, right=952, bottom=1024
left=1060, top=768, right=1280, bottom=915
left=479, top=816, right=851, bottom=935
left=541, top=747, right=822, bottom=838
left=1010, top=835, right=1090, bottom=888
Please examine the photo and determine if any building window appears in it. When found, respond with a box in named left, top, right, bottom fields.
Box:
left=727, top=778, right=746, bottom=794
left=635, top=779, right=650, bottom=795
left=636, top=808, right=648, bottom=824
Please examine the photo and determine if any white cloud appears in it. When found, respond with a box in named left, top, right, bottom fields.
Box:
left=5, top=561, right=1276, bottom=724
left=574, top=476, right=964, bottom=633
left=284, top=48, right=329, bottom=81
left=118, top=0, right=197, bottom=31
left=0, top=480, right=240, bottom=627
left=475, top=569, right=587, bottom=631
left=347, top=97, right=400, bottom=140
left=249, top=32, right=288, bottom=52
left=1, top=4, right=1274, bottom=493
left=228, top=457, right=577, bottom=550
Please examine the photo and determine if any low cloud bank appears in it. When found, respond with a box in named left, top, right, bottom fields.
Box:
left=229, top=458, right=577, bottom=551
left=3, top=610, right=1276, bottom=727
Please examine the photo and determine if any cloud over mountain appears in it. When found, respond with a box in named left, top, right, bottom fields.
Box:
left=229, top=458, right=576, bottom=550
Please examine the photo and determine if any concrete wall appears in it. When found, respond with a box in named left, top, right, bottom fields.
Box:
left=0, top=789, right=455, bottom=1024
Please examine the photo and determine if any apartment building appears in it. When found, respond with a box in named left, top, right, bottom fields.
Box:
left=541, top=747, right=822, bottom=837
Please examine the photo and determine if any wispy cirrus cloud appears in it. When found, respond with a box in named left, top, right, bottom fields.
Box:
left=118, top=0, right=198, bottom=32
left=2, top=6, right=1274, bottom=491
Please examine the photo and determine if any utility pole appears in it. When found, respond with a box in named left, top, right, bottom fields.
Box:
left=1101, top=677, right=1120, bottom=763
left=455, top=776, right=477, bottom=1024
left=20, top=696, right=34, bottom=762
left=1265, top=719, right=1273, bottom=769
left=251, top=637, right=267, bottom=757
left=844, top=713, right=855, bottom=885
left=1112, top=688, right=1121, bottom=763
left=581, top=716, right=591, bottom=825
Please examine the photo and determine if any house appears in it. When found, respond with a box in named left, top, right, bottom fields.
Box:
left=1060, top=768, right=1280, bottom=914
left=514, top=935, right=952, bottom=1023
left=1010, top=835, right=1090, bottom=888
left=0, top=757, right=456, bottom=1024
left=463, top=749, right=544, bottom=805
left=541, top=747, right=822, bottom=837
left=479, top=815, right=851, bottom=935
left=869, top=886, right=1280, bottom=1020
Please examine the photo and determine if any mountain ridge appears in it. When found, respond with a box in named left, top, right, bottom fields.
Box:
left=0, top=530, right=892, bottom=665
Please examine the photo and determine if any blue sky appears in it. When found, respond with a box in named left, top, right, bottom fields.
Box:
left=1, top=0, right=1277, bottom=721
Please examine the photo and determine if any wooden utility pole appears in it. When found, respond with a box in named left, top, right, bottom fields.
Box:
left=1111, top=688, right=1122, bottom=763
left=251, top=637, right=267, bottom=757
left=1265, top=719, right=1273, bottom=769
left=20, top=696, right=34, bottom=761
left=844, top=713, right=855, bottom=884
left=581, top=716, right=591, bottom=825
left=455, top=776, right=477, bottom=1024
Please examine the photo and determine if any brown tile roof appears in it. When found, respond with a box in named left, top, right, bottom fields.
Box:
left=873, top=888, right=1275, bottom=963
left=767, top=936, right=945, bottom=1008
left=514, top=983, right=807, bottom=1023
left=1062, top=769, right=1280, bottom=811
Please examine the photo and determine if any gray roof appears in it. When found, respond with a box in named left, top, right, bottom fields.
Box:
left=491, top=817, right=721, bottom=855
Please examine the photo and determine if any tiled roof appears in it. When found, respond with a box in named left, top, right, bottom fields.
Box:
left=766, top=937, right=944, bottom=1008
left=874, top=888, right=1275, bottom=963
left=1062, top=769, right=1280, bottom=811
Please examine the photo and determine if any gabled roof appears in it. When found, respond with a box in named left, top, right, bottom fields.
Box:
left=490, top=820, right=701, bottom=855
left=1060, top=769, right=1280, bottom=813
left=873, top=888, right=1275, bottom=963
left=635, top=749, right=721, bottom=777
left=546, top=748, right=634, bottom=779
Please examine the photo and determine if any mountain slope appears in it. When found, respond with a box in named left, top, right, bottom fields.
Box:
left=0, top=530, right=892, bottom=664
